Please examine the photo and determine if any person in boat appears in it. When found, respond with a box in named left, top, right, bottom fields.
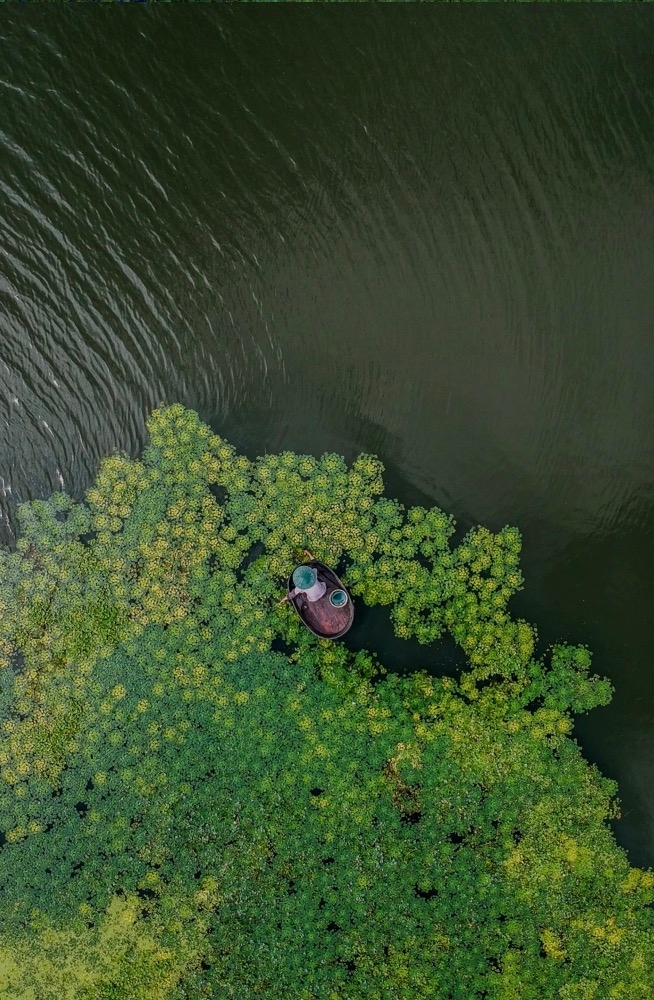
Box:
left=279, top=564, right=327, bottom=605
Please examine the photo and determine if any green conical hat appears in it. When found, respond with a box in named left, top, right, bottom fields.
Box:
left=293, top=565, right=317, bottom=589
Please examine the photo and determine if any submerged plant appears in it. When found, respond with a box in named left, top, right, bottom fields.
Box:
left=0, top=404, right=650, bottom=999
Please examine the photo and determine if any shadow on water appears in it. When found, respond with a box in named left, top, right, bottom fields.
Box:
left=342, top=601, right=466, bottom=679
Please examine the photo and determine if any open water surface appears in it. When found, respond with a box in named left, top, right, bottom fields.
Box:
left=1, top=7, right=654, bottom=865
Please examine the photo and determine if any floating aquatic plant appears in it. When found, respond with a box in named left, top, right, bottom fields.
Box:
left=0, top=404, right=650, bottom=998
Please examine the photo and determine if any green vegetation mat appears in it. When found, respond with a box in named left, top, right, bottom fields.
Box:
left=0, top=404, right=651, bottom=999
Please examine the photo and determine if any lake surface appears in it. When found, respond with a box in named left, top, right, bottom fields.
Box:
left=1, top=7, right=653, bottom=867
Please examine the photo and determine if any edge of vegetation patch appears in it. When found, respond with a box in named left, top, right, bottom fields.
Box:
left=0, top=404, right=651, bottom=999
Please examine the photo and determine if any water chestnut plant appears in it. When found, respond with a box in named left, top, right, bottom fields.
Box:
left=0, top=404, right=651, bottom=998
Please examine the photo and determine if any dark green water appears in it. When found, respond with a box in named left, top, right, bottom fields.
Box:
left=1, top=8, right=654, bottom=866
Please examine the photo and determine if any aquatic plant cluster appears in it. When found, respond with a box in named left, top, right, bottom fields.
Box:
left=0, top=404, right=651, bottom=999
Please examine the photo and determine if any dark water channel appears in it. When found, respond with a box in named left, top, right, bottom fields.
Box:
left=1, top=8, right=654, bottom=866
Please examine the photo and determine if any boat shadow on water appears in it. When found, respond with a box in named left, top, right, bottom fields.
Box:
left=342, top=601, right=467, bottom=679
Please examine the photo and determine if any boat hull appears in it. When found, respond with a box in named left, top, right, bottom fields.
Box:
left=287, top=561, right=354, bottom=639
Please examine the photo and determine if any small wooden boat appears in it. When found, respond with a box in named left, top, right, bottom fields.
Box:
left=287, top=559, right=354, bottom=639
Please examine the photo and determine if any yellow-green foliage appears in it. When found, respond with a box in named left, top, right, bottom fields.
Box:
left=0, top=893, right=203, bottom=1000
left=0, top=404, right=650, bottom=999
